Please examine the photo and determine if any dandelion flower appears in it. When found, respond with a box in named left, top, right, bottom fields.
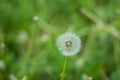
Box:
left=56, top=32, right=81, bottom=56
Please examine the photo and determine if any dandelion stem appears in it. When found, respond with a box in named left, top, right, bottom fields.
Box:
left=61, top=56, right=68, bottom=80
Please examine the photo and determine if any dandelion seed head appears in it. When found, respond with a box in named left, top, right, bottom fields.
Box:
left=56, top=32, right=81, bottom=56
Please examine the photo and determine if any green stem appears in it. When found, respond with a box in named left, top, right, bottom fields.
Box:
left=114, top=39, right=120, bottom=69
left=17, top=24, right=36, bottom=78
left=61, top=56, right=68, bottom=80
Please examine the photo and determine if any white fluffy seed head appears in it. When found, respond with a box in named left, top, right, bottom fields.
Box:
left=56, top=32, right=81, bottom=56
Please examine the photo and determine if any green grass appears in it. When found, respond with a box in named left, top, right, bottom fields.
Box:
left=0, top=0, right=120, bottom=80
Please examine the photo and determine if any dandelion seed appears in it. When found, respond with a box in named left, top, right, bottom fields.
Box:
left=56, top=32, right=81, bottom=56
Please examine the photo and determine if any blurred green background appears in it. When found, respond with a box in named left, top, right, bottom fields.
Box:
left=0, top=0, right=120, bottom=80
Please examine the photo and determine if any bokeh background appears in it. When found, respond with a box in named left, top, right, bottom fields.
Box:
left=0, top=0, right=120, bottom=80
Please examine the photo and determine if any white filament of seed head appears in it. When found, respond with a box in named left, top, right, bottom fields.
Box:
left=56, top=32, right=81, bottom=56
